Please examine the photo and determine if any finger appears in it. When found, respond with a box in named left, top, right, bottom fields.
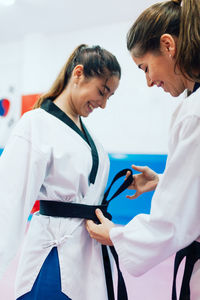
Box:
left=131, top=164, right=146, bottom=172
left=95, top=208, right=106, bottom=224
left=126, top=192, right=139, bottom=200
left=86, top=219, right=94, bottom=227
left=126, top=195, right=136, bottom=199
left=86, top=220, right=96, bottom=232
left=125, top=170, right=131, bottom=180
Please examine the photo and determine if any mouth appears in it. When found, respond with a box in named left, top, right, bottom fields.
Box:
left=88, top=102, right=98, bottom=112
left=156, top=81, right=163, bottom=88
left=161, top=83, right=168, bottom=92
left=88, top=103, right=94, bottom=112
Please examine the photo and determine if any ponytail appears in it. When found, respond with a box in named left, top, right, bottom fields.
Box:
left=175, top=0, right=200, bottom=81
left=33, top=44, right=86, bottom=109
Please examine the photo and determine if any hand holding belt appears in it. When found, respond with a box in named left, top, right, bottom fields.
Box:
left=40, top=168, right=133, bottom=300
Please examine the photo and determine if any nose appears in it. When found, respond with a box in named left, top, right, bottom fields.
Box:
left=146, top=73, right=154, bottom=87
left=99, top=96, right=108, bottom=109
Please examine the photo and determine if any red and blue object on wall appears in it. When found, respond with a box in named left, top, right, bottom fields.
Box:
left=0, top=98, right=10, bottom=117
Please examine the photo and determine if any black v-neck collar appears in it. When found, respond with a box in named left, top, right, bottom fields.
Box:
left=41, top=98, right=88, bottom=144
left=193, top=82, right=200, bottom=93
left=41, top=99, right=99, bottom=184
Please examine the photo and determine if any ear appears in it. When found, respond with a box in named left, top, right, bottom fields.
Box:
left=160, top=34, right=176, bottom=58
left=73, top=64, right=84, bottom=81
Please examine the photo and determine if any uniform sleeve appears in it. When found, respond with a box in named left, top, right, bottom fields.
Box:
left=110, top=115, right=200, bottom=276
left=0, top=134, right=49, bottom=279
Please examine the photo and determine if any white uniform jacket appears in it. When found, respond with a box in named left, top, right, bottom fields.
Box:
left=110, top=87, right=200, bottom=299
left=0, top=99, right=110, bottom=300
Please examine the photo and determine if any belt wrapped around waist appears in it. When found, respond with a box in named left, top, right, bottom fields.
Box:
left=39, top=168, right=133, bottom=300
left=40, top=201, right=112, bottom=222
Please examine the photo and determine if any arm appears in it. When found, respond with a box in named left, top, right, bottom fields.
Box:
left=0, top=133, right=48, bottom=279
left=87, top=115, right=200, bottom=276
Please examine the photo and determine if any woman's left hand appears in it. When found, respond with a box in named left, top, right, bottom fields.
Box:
left=86, top=209, right=115, bottom=246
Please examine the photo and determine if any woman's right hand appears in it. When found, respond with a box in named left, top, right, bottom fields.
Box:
left=126, top=164, right=159, bottom=199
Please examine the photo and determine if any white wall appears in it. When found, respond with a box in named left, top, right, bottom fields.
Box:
left=0, top=21, right=183, bottom=153
left=0, top=41, right=22, bottom=148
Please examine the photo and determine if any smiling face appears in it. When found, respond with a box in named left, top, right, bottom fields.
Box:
left=131, top=34, right=194, bottom=97
left=73, top=76, right=119, bottom=117
left=69, top=65, right=120, bottom=118
left=53, top=65, right=120, bottom=125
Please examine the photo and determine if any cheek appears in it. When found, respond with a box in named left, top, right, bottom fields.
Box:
left=164, top=67, right=179, bottom=85
left=152, top=65, right=169, bottom=82
left=74, top=89, right=86, bottom=103
left=163, top=58, right=176, bottom=77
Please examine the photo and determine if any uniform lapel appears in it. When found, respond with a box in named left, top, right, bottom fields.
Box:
left=41, top=99, right=99, bottom=184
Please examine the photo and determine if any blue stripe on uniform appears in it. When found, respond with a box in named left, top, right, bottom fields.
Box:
left=17, top=247, right=71, bottom=300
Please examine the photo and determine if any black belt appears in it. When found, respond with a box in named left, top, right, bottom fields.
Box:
left=40, top=168, right=133, bottom=300
left=172, top=241, right=200, bottom=300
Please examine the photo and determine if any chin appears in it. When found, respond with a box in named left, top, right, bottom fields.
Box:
left=170, top=92, right=180, bottom=97
left=169, top=85, right=186, bottom=97
left=82, top=112, right=90, bottom=118
left=168, top=89, right=182, bottom=97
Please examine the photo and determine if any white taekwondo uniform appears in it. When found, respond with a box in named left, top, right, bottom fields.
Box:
left=110, top=86, right=200, bottom=299
left=0, top=99, right=110, bottom=300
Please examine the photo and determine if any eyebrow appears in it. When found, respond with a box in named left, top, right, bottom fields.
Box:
left=100, top=85, right=115, bottom=97
left=103, top=84, right=111, bottom=93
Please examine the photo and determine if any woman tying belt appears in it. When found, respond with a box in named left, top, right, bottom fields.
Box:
left=86, top=1, right=200, bottom=299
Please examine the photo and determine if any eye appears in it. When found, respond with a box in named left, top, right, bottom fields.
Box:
left=98, top=89, right=104, bottom=96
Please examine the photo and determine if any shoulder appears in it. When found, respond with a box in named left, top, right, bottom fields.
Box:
left=181, top=88, right=200, bottom=119
left=169, top=89, right=200, bottom=145
left=20, top=108, right=51, bottom=124
left=184, top=88, right=200, bottom=115
left=171, top=88, right=200, bottom=129
left=10, top=108, right=55, bottom=142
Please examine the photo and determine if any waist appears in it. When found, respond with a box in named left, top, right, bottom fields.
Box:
left=39, top=200, right=112, bottom=223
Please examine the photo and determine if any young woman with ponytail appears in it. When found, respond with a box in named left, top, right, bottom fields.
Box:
left=0, top=44, right=121, bottom=299
left=86, top=1, right=200, bottom=299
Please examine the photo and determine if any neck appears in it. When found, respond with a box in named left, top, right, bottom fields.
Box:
left=186, top=80, right=195, bottom=92
left=184, top=70, right=200, bottom=92
left=53, top=91, right=81, bottom=129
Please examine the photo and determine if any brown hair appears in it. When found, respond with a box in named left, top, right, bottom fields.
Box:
left=33, top=44, right=121, bottom=108
left=127, top=0, right=200, bottom=82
